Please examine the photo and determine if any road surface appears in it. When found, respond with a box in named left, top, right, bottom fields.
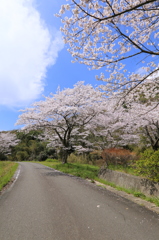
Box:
left=0, top=162, right=159, bottom=240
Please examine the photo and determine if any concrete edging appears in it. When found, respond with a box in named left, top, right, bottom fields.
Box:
left=98, top=168, right=159, bottom=197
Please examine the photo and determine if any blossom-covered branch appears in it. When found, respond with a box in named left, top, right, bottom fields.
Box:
left=57, top=0, right=159, bottom=103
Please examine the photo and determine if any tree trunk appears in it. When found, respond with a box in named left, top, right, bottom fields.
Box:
left=62, top=150, right=69, bottom=164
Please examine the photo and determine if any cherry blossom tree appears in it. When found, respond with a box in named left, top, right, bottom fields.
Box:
left=92, top=98, right=140, bottom=148
left=120, top=101, right=159, bottom=150
left=16, top=82, right=106, bottom=163
left=0, top=131, right=19, bottom=157
left=98, top=97, right=159, bottom=150
left=57, top=0, right=159, bottom=105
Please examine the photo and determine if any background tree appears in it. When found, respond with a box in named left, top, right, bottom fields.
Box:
left=0, top=131, right=19, bottom=159
left=100, top=98, right=159, bottom=151
left=16, top=82, right=106, bottom=163
left=10, top=130, right=55, bottom=162
left=121, top=102, right=159, bottom=151
left=94, top=99, right=140, bottom=148
left=58, top=0, right=159, bottom=105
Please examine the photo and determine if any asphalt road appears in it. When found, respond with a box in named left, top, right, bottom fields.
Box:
left=0, top=162, right=159, bottom=240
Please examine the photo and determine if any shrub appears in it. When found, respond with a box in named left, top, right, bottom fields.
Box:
left=67, top=153, right=89, bottom=164
left=16, top=151, right=29, bottom=161
left=89, top=150, right=102, bottom=165
left=135, top=149, right=159, bottom=182
left=37, top=152, right=48, bottom=161
left=0, top=152, right=8, bottom=161
left=101, top=148, right=136, bottom=167
left=46, top=148, right=57, bottom=159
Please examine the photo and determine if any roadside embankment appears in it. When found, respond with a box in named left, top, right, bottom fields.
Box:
left=98, top=168, right=159, bottom=197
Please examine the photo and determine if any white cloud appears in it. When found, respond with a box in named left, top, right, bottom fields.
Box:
left=135, top=67, right=147, bottom=76
left=0, top=0, right=64, bottom=107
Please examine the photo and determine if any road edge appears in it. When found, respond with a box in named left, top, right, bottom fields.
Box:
left=91, top=180, right=159, bottom=214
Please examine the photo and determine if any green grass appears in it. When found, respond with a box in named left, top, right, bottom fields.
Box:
left=40, top=160, right=99, bottom=179
left=0, top=161, right=19, bottom=191
left=107, top=164, right=140, bottom=176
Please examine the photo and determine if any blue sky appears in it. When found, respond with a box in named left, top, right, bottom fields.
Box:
left=0, top=0, right=101, bottom=131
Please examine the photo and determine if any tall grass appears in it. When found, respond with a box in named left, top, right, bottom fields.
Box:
left=0, top=161, right=18, bottom=191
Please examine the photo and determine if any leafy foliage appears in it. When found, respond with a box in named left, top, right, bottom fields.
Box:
left=37, top=152, right=48, bottom=161
left=0, top=152, right=7, bottom=160
left=10, top=130, right=56, bottom=161
left=135, top=149, right=159, bottom=182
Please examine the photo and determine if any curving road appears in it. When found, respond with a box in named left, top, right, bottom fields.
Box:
left=0, top=162, right=159, bottom=240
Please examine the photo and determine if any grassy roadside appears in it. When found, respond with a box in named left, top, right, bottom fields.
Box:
left=107, top=164, right=140, bottom=176
left=38, top=160, right=99, bottom=179
left=38, top=159, right=159, bottom=207
left=0, top=161, right=19, bottom=191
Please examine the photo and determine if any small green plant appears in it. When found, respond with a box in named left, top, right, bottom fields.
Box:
left=133, top=192, right=146, bottom=198
left=135, top=149, right=159, bottom=182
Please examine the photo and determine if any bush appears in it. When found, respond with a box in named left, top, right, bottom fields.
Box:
left=46, top=148, right=57, bottom=159
left=67, top=153, right=88, bottom=164
left=37, top=152, right=48, bottom=161
left=89, top=151, right=102, bottom=165
left=0, top=152, right=8, bottom=161
left=16, top=151, right=29, bottom=161
left=135, top=149, right=159, bottom=182
left=101, top=148, right=136, bottom=167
